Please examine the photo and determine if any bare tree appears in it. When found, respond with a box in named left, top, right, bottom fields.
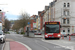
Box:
left=12, top=20, right=21, bottom=32
left=4, top=19, right=11, bottom=32
left=12, top=11, right=31, bottom=32
left=19, top=12, right=31, bottom=28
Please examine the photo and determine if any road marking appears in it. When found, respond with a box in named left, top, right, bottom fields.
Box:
left=41, top=39, right=72, bottom=50
left=35, top=40, right=49, bottom=50
left=16, top=41, right=32, bottom=50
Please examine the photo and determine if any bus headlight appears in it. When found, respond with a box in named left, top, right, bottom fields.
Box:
left=45, top=35, right=48, bottom=37
left=58, top=34, right=60, bottom=37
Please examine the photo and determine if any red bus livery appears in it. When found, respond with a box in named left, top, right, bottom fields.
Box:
left=44, top=22, right=61, bottom=39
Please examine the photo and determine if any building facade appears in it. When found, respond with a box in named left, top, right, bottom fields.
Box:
left=38, top=15, right=40, bottom=30
left=36, top=16, right=38, bottom=29
left=0, top=11, right=5, bottom=30
left=39, top=11, right=45, bottom=30
left=52, top=0, right=75, bottom=35
left=43, top=6, right=49, bottom=24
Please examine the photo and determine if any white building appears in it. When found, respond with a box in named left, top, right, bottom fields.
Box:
left=43, top=10, right=49, bottom=22
left=38, top=15, right=40, bottom=30
left=43, top=6, right=49, bottom=24
left=49, top=2, right=55, bottom=21
left=52, top=0, right=75, bottom=35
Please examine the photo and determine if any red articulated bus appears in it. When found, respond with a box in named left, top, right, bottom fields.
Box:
left=44, top=22, right=61, bottom=39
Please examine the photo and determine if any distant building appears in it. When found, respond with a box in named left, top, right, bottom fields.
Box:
left=0, top=11, right=5, bottom=30
left=38, top=11, right=42, bottom=31
left=39, top=10, right=45, bottom=30
left=30, top=15, right=38, bottom=31
left=43, top=6, right=49, bottom=23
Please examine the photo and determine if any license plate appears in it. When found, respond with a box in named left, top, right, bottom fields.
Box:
left=52, top=37, right=54, bottom=38
left=49, top=36, right=50, bottom=38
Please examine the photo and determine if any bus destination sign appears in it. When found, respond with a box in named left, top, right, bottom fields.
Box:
left=46, top=22, right=59, bottom=24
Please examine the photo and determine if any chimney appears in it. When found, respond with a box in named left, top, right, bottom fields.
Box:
left=45, top=6, right=49, bottom=11
left=38, top=11, right=42, bottom=15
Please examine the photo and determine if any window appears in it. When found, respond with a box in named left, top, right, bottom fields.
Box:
left=64, top=10, right=69, bottom=16
left=64, top=11, right=66, bottom=16
left=64, top=3, right=66, bottom=7
left=67, top=19, right=69, bottom=24
left=34, top=19, right=36, bottom=22
left=68, top=28, right=70, bottom=33
left=67, top=3, right=70, bottom=7
left=67, top=11, right=69, bottom=15
left=63, top=19, right=66, bottom=24
left=63, top=30, right=65, bottom=32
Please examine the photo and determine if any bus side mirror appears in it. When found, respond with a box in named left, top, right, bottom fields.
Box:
left=60, top=25, right=61, bottom=28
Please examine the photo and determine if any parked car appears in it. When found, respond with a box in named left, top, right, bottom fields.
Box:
left=70, top=33, right=75, bottom=36
left=0, top=31, right=6, bottom=43
left=30, top=30, right=37, bottom=33
left=41, top=31, right=44, bottom=34
left=34, top=32, right=42, bottom=35
left=61, top=32, right=67, bottom=37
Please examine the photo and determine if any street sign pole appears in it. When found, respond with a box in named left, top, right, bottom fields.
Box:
left=27, top=22, right=30, bottom=36
left=27, top=27, right=29, bottom=36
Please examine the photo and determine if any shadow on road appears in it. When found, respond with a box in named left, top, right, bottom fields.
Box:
left=45, top=38, right=60, bottom=40
left=0, top=42, right=4, bottom=44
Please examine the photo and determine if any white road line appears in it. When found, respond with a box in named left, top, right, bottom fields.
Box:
left=41, top=39, right=72, bottom=50
left=35, top=40, right=49, bottom=50
left=16, top=41, right=32, bottom=50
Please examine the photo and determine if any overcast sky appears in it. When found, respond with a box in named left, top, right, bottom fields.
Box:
left=0, top=0, right=53, bottom=20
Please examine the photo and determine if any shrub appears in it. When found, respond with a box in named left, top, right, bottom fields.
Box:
left=5, top=32, right=10, bottom=34
left=21, top=32, right=25, bottom=34
left=17, top=32, right=19, bottom=34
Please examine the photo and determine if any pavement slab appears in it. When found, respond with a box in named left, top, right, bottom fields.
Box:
left=4, top=42, right=9, bottom=50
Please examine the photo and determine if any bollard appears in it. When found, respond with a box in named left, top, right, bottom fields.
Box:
left=69, top=35, right=71, bottom=41
left=62, top=35, right=64, bottom=39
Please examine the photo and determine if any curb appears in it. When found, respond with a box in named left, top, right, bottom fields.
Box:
left=24, top=36, right=43, bottom=38
left=2, top=42, right=6, bottom=50
left=16, top=41, right=32, bottom=50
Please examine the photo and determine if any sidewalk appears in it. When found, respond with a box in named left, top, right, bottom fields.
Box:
left=4, top=41, right=28, bottom=50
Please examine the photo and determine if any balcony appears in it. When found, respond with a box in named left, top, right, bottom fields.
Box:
left=61, top=15, right=70, bottom=18
left=61, top=23, right=70, bottom=27
left=63, top=7, right=70, bottom=10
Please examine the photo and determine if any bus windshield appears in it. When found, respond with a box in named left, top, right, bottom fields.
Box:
left=45, top=25, right=59, bottom=33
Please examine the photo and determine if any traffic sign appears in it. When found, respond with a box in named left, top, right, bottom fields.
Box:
left=28, top=22, right=30, bottom=24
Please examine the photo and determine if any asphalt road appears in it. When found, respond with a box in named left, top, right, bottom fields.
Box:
left=6, top=31, right=70, bottom=50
